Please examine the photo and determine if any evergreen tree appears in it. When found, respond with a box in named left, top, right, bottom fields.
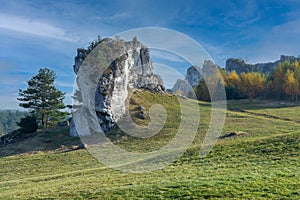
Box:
left=18, top=68, right=66, bottom=128
left=17, top=115, right=38, bottom=134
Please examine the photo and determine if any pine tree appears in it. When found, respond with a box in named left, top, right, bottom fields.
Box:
left=18, top=68, right=66, bottom=128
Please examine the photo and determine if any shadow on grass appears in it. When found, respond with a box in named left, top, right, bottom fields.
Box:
left=0, top=127, right=81, bottom=158
left=227, top=99, right=300, bottom=110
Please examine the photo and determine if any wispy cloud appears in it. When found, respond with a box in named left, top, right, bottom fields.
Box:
left=92, top=12, right=130, bottom=22
left=0, top=14, right=78, bottom=42
left=0, top=61, right=17, bottom=72
left=55, top=81, right=75, bottom=88
left=0, top=95, right=20, bottom=110
left=272, top=19, right=300, bottom=34
left=222, top=1, right=262, bottom=27
left=151, top=49, right=187, bottom=63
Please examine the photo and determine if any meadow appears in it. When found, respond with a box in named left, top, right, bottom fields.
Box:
left=0, top=91, right=299, bottom=199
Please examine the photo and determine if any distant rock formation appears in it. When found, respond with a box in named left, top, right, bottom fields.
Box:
left=186, top=66, right=202, bottom=88
left=172, top=60, right=219, bottom=97
left=202, top=60, right=219, bottom=77
left=225, top=55, right=300, bottom=74
left=172, top=79, right=193, bottom=97
left=70, top=38, right=165, bottom=136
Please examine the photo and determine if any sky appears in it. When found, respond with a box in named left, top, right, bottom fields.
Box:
left=1, top=0, right=300, bottom=109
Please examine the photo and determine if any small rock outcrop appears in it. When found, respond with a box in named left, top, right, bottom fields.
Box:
left=219, top=131, right=248, bottom=139
left=70, top=38, right=165, bottom=136
left=0, top=130, right=33, bottom=145
left=225, top=55, right=300, bottom=74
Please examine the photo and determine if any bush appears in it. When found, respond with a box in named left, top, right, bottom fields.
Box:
left=17, top=115, right=38, bottom=134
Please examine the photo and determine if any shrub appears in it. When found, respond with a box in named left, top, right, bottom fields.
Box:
left=17, top=115, right=38, bottom=134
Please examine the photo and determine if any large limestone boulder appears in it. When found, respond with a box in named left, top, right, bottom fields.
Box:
left=70, top=38, right=164, bottom=136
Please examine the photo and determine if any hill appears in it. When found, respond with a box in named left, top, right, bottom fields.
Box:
left=0, top=91, right=299, bottom=199
left=0, top=110, right=27, bottom=136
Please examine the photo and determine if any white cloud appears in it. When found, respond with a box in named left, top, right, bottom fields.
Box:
left=0, top=14, right=78, bottom=42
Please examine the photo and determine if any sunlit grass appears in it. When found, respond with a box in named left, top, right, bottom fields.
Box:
left=0, top=92, right=299, bottom=199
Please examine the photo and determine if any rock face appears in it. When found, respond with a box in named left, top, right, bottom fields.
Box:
left=70, top=38, right=164, bottom=136
left=69, top=118, right=78, bottom=137
left=186, top=66, right=201, bottom=87
left=225, top=55, right=300, bottom=74
left=202, top=60, right=219, bottom=77
left=73, top=48, right=88, bottom=74
left=172, top=79, right=193, bottom=97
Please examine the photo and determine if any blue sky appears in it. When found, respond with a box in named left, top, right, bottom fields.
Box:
left=1, top=0, right=300, bottom=109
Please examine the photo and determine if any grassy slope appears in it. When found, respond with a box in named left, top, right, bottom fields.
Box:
left=0, top=91, right=299, bottom=199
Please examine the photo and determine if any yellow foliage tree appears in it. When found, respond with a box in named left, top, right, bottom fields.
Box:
left=285, top=70, right=299, bottom=101
left=228, top=70, right=240, bottom=87
left=273, top=61, right=300, bottom=101
left=238, top=72, right=265, bottom=101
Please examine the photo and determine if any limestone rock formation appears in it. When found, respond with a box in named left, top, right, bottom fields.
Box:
left=225, top=55, right=300, bottom=74
left=69, top=118, right=78, bottom=137
left=73, top=48, right=88, bottom=74
left=172, top=79, right=193, bottom=97
left=202, top=60, right=219, bottom=77
left=70, top=38, right=164, bottom=136
left=172, top=61, right=219, bottom=97
left=186, top=66, right=201, bottom=87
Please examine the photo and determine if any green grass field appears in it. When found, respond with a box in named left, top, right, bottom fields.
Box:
left=0, top=91, right=299, bottom=199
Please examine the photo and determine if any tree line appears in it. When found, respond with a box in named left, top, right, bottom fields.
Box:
left=195, top=61, right=300, bottom=102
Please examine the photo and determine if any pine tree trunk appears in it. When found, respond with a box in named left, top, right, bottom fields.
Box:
left=41, top=113, right=45, bottom=128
